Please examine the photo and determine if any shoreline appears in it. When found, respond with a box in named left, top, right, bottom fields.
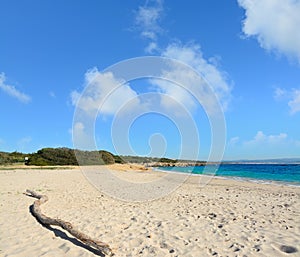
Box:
left=1, top=162, right=299, bottom=188
left=0, top=165, right=299, bottom=256
left=152, top=167, right=300, bottom=188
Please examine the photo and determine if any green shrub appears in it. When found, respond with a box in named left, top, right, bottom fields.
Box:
left=27, top=148, right=78, bottom=166
left=99, top=150, right=115, bottom=164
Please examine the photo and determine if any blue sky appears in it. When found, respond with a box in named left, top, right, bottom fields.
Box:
left=1, top=0, right=300, bottom=160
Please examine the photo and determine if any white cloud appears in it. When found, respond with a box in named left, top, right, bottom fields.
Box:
left=274, top=87, right=300, bottom=114
left=273, top=87, right=286, bottom=100
left=243, top=131, right=300, bottom=157
left=225, top=131, right=300, bottom=159
left=73, top=2, right=233, bottom=124
left=71, top=68, right=140, bottom=116
left=135, top=0, right=163, bottom=41
left=150, top=43, right=232, bottom=114
left=0, top=73, right=31, bottom=103
left=145, top=42, right=159, bottom=54
left=227, top=131, right=289, bottom=148
left=228, top=136, right=240, bottom=147
left=245, top=131, right=288, bottom=146
left=288, top=89, right=300, bottom=114
left=134, top=1, right=232, bottom=115
left=238, top=0, right=300, bottom=62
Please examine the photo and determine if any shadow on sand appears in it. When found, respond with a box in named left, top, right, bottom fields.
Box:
left=29, top=205, right=106, bottom=256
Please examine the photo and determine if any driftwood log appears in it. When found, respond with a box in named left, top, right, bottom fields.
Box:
left=25, top=189, right=112, bottom=256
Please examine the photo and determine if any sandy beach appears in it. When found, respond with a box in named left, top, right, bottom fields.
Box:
left=0, top=165, right=299, bottom=256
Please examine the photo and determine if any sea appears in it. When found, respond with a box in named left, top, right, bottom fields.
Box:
left=156, top=164, right=300, bottom=186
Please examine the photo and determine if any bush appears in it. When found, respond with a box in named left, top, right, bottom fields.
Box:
left=113, top=155, right=126, bottom=164
left=28, top=148, right=78, bottom=166
left=0, top=151, right=27, bottom=165
left=159, top=157, right=177, bottom=163
left=99, top=150, right=115, bottom=164
left=26, top=148, right=116, bottom=166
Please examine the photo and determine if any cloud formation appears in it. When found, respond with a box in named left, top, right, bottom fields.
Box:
left=226, top=131, right=300, bottom=159
left=274, top=87, right=300, bottom=114
left=151, top=43, right=232, bottom=114
left=135, top=0, right=164, bottom=53
left=71, top=68, right=140, bottom=116
left=74, top=1, right=232, bottom=121
left=288, top=89, right=300, bottom=115
left=229, top=131, right=289, bottom=147
left=228, top=136, right=240, bottom=147
left=134, top=1, right=232, bottom=113
left=238, top=0, right=300, bottom=62
left=0, top=73, right=31, bottom=103
left=135, top=0, right=163, bottom=40
left=245, top=131, right=288, bottom=146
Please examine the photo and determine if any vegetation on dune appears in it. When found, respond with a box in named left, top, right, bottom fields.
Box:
left=0, top=147, right=191, bottom=166
left=119, top=155, right=177, bottom=164
left=75, top=150, right=116, bottom=165
left=99, top=150, right=116, bottom=164
left=1, top=148, right=298, bottom=167
left=0, top=151, right=27, bottom=165
left=28, top=148, right=78, bottom=166
left=113, top=154, right=126, bottom=164
left=119, top=155, right=157, bottom=163
left=159, top=157, right=177, bottom=163
left=0, top=148, right=117, bottom=166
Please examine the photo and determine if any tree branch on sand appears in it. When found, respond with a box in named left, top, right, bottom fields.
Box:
left=24, top=189, right=113, bottom=256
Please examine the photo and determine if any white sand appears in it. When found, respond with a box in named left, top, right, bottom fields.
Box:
left=0, top=166, right=299, bottom=256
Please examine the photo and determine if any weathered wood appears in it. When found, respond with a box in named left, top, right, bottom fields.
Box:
left=25, top=189, right=112, bottom=256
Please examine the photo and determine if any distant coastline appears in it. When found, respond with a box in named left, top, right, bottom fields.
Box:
left=1, top=147, right=299, bottom=166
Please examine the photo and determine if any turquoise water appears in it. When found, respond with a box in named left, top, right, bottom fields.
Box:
left=157, top=164, right=300, bottom=186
